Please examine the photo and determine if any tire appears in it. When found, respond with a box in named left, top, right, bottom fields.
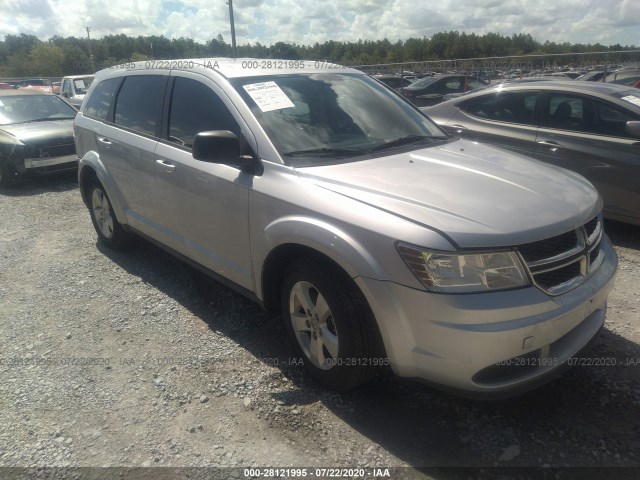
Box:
left=88, top=179, right=132, bottom=249
left=0, top=159, right=18, bottom=188
left=281, top=257, right=381, bottom=391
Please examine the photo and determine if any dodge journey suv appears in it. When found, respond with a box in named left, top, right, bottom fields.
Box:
left=74, top=58, right=617, bottom=397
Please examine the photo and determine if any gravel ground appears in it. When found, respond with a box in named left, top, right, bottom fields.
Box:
left=1, top=173, right=639, bottom=480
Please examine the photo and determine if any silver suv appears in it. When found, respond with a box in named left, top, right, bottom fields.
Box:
left=74, top=59, right=617, bottom=397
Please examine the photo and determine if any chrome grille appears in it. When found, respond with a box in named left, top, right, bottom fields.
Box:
left=37, top=143, right=76, bottom=158
left=517, top=215, right=604, bottom=295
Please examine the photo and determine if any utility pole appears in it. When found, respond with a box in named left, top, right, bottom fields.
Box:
left=86, top=27, right=96, bottom=72
left=227, top=0, right=237, bottom=58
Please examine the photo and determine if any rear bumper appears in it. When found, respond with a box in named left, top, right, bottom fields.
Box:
left=356, top=236, right=617, bottom=397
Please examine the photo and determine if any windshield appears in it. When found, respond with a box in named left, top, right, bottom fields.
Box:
left=407, top=76, right=438, bottom=89
left=73, top=77, right=94, bottom=95
left=0, top=95, right=77, bottom=125
left=20, top=79, right=51, bottom=87
left=231, top=73, right=448, bottom=166
left=612, top=91, right=640, bottom=109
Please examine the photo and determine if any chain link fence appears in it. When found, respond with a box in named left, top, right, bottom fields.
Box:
left=352, top=50, right=640, bottom=85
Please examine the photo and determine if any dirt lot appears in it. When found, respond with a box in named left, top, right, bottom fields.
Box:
left=1, top=173, right=639, bottom=480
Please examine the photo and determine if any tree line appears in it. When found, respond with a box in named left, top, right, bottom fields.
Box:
left=0, top=31, right=637, bottom=77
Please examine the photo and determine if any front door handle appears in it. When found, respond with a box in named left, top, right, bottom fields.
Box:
left=155, top=159, right=176, bottom=172
left=97, top=136, right=112, bottom=146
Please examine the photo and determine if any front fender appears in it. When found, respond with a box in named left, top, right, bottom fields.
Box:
left=255, top=215, right=388, bottom=300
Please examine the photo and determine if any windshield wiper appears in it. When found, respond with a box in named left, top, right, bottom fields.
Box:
left=27, top=117, right=75, bottom=122
left=282, top=147, right=363, bottom=158
left=367, top=134, right=441, bottom=152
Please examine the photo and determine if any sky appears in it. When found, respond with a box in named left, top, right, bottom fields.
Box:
left=1, top=0, right=639, bottom=47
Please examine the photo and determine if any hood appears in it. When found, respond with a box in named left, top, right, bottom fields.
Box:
left=295, top=139, right=602, bottom=248
left=0, top=120, right=74, bottom=147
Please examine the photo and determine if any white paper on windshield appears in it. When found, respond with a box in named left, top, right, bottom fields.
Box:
left=243, top=81, right=294, bottom=112
left=621, top=95, right=640, bottom=107
left=74, top=79, right=86, bottom=89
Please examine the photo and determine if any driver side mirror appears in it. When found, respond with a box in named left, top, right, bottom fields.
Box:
left=192, top=130, right=262, bottom=175
left=626, top=121, right=640, bottom=139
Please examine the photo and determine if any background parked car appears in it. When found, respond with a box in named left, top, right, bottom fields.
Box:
left=576, top=71, right=606, bottom=82
left=0, top=90, right=77, bottom=187
left=372, top=74, right=414, bottom=92
left=604, top=69, right=640, bottom=86
left=16, top=79, right=53, bottom=93
left=423, top=80, right=640, bottom=225
left=402, top=74, right=488, bottom=107
left=59, top=75, right=95, bottom=108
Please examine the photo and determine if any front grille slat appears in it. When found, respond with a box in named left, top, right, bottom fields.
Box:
left=517, top=215, right=603, bottom=295
left=27, top=143, right=76, bottom=159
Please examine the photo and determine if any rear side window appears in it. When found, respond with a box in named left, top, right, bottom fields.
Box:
left=168, top=77, right=240, bottom=149
left=114, top=75, right=167, bottom=136
left=84, top=77, right=121, bottom=120
left=460, top=91, right=538, bottom=125
left=546, top=93, right=639, bottom=137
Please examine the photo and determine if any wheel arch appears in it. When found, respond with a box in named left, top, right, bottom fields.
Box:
left=258, top=217, right=389, bottom=360
left=78, top=153, right=127, bottom=225
left=258, top=216, right=388, bottom=312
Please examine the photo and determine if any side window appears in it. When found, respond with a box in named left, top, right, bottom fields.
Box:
left=547, top=94, right=583, bottom=131
left=459, top=91, right=538, bottom=125
left=114, top=75, right=166, bottom=136
left=592, top=101, right=640, bottom=138
left=61, top=80, right=72, bottom=96
left=168, top=77, right=240, bottom=149
left=443, top=78, right=462, bottom=93
left=84, top=77, right=122, bottom=121
left=466, top=78, right=486, bottom=90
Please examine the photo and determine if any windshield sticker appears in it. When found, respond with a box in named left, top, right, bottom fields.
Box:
left=243, top=81, right=295, bottom=112
left=621, top=95, right=640, bottom=107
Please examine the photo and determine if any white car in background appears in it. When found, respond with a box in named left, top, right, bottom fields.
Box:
left=59, top=75, right=95, bottom=108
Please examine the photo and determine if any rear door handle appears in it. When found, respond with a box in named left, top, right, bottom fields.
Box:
left=155, top=159, right=176, bottom=172
left=97, top=136, right=112, bottom=146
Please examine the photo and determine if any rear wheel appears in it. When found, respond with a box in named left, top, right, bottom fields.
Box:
left=281, top=257, right=381, bottom=391
left=88, top=180, right=132, bottom=249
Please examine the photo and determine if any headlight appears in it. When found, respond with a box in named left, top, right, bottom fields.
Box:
left=397, top=243, right=529, bottom=293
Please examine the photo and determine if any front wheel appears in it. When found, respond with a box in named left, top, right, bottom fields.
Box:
left=281, top=258, right=382, bottom=391
left=88, top=180, right=132, bottom=249
left=0, top=159, right=18, bottom=188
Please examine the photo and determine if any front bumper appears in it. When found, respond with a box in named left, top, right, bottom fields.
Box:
left=356, top=236, right=618, bottom=397
left=24, top=154, right=77, bottom=169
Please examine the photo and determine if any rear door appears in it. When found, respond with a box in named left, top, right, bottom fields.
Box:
left=95, top=74, right=169, bottom=236
left=534, top=92, right=640, bottom=222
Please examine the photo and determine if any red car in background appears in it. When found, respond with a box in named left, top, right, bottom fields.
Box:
left=17, top=79, right=53, bottom=93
